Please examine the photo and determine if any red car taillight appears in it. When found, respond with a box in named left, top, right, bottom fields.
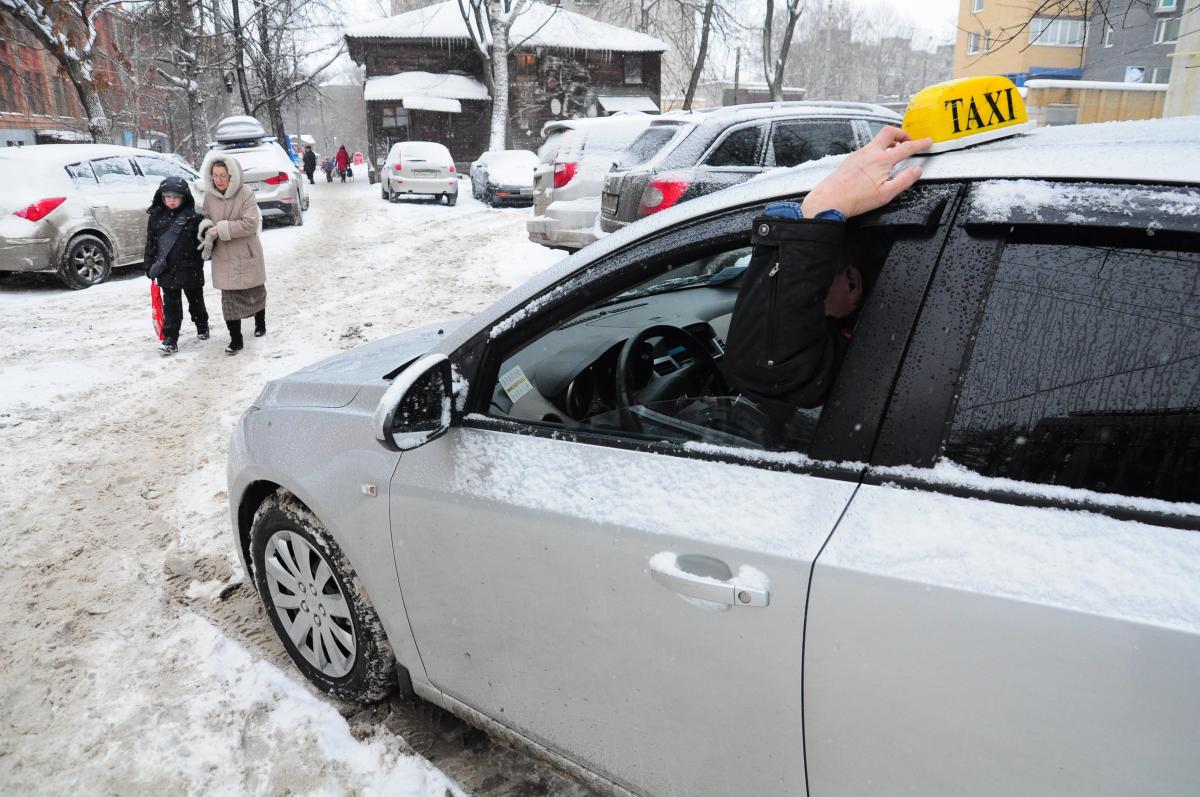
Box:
left=637, top=178, right=689, bottom=217
left=263, top=171, right=289, bottom=186
left=393, top=163, right=403, bottom=173
left=449, top=164, right=456, bottom=173
left=13, top=197, right=67, bottom=222
left=553, top=161, right=577, bottom=189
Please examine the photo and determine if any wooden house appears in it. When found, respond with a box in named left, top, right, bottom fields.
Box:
left=344, top=1, right=666, bottom=168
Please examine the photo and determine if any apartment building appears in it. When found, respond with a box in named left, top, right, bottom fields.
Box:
left=953, top=0, right=1088, bottom=82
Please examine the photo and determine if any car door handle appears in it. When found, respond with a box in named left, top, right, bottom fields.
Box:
left=648, top=552, right=769, bottom=607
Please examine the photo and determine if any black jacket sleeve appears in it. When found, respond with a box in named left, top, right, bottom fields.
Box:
left=721, top=216, right=848, bottom=408
left=143, top=215, right=158, bottom=269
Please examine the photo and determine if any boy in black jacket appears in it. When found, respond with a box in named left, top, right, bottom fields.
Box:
left=145, top=176, right=209, bottom=355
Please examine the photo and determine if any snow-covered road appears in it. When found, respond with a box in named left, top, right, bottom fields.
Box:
left=0, top=176, right=592, bottom=795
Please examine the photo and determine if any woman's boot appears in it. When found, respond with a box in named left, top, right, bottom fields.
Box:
left=225, top=320, right=243, bottom=354
left=254, top=309, right=266, bottom=337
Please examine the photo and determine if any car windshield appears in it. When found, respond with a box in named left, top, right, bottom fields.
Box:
left=403, top=143, right=450, bottom=162
left=602, top=246, right=752, bottom=305
left=617, top=124, right=685, bottom=169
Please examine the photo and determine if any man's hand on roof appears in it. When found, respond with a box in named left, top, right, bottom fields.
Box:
left=801, top=127, right=932, bottom=220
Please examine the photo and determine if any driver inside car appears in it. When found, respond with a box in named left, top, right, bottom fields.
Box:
left=721, top=127, right=932, bottom=448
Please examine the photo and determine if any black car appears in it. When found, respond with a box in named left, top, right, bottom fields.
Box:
left=599, top=101, right=901, bottom=233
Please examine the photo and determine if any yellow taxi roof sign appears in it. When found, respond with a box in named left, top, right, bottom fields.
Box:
left=902, top=76, right=1035, bottom=153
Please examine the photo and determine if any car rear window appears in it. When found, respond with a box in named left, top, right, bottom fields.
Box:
left=617, top=124, right=685, bottom=169
left=90, top=156, right=138, bottom=185
left=581, top=122, right=649, bottom=159
left=538, top=131, right=565, bottom=163
left=491, top=150, right=537, bottom=168
left=64, top=161, right=97, bottom=183
left=402, top=143, right=451, bottom=162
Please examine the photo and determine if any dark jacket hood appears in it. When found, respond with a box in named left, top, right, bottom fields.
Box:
left=148, top=176, right=197, bottom=214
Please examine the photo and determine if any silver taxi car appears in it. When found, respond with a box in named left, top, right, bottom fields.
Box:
left=228, top=86, right=1200, bottom=796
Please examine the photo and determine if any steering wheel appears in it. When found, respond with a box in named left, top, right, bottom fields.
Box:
left=615, top=325, right=724, bottom=420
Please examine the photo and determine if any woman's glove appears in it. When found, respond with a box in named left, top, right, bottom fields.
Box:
left=197, top=219, right=217, bottom=260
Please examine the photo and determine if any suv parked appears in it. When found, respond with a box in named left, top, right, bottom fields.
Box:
left=228, top=101, right=1200, bottom=797
left=600, top=102, right=900, bottom=232
left=527, top=114, right=653, bottom=251
left=0, top=144, right=201, bottom=288
left=208, top=116, right=308, bottom=226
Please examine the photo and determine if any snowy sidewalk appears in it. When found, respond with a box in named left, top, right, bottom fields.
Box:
left=0, top=177, right=575, bottom=795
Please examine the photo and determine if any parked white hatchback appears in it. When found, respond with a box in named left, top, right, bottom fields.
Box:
left=380, top=141, right=458, bottom=205
left=208, top=116, right=308, bottom=227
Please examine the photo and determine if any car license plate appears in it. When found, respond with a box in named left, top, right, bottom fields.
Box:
left=602, top=192, right=619, bottom=215
left=414, top=169, right=439, bottom=177
left=248, top=182, right=261, bottom=192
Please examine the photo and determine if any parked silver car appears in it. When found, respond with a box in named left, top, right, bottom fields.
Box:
left=469, top=149, right=537, bottom=206
left=209, top=116, right=308, bottom=227
left=380, top=141, right=459, bottom=205
left=526, top=114, right=652, bottom=251
left=0, top=144, right=201, bottom=288
left=229, top=115, right=1200, bottom=796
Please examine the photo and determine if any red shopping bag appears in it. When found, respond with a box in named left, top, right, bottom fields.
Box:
left=150, top=280, right=165, bottom=341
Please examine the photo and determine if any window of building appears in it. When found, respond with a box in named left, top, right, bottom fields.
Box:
left=20, top=73, right=47, bottom=115
left=1029, top=17, right=1085, bottom=46
left=943, top=241, right=1200, bottom=502
left=984, top=31, right=992, bottom=52
left=1151, top=66, right=1172, bottom=83
left=623, top=54, right=643, bottom=85
left=515, top=52, right=538, bottom=75
left=967, top=32, right=981, bottom=55
left=0, top=68, right=16, bottom=113
left=971, top=0, right=984, bottom=11
left=1104, top=24, right=1114, bottom=47
left=381, top=105, right=408, bottom=129
left=1156, top=0, right=1177, bottom=11
left=53, top=78, right=71, bottom=117
left=1154, top=16, right=1180, bottom=43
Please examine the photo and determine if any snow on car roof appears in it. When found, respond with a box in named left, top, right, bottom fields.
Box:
left=0, top=143, right=154, bottom=164
left=441, top=115, right=1200, bottom=355
left=345, top=0, right=668, bottom=53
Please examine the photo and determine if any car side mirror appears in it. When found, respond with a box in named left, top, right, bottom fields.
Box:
left=373, top=353, right=454, bottom=451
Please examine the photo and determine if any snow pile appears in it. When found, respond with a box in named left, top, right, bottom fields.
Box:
left=345, top=1, right=668, bottom=53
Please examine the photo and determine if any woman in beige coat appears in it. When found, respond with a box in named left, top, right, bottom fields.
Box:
left=199, top=151, right=267, bottom=354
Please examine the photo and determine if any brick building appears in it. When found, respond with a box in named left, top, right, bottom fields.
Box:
left=345, top=1, right=666, bottom=167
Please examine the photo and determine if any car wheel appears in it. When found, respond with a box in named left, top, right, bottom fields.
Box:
left=58, top=234, right=111, bottom=290
left=446, top=192, right=457, bottom=207
left=250, top=490, right=396, bottom=703
left=381, top=181, right=389, bottom=200
left=484, top=189, right=494, bottom=207
left=290, top=200, right=304, bottom=226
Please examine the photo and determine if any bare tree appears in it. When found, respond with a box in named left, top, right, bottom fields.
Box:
left=0, top=0, right=123, bottom=140
left=457, top=0, right=533, bottom=151
left=683, top=0, right=716, bottom=109
left=153, top=0, right=212, bottom=161
left=762, top=0, right=804, bottom=101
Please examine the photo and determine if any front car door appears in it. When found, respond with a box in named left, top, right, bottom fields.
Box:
left=388, top=191, right=959, bottom=796
left=804, top=180, right=1200, bottom=794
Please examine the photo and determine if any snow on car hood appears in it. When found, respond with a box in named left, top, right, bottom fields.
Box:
left=259, top=319, right=468, bottom=408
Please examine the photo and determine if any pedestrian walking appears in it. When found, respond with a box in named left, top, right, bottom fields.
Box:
left=144, top=176, right=209, bottom=355
left=335, top=145, right=350, bottom=182
left=303, top=145, right=317, bottom=184
left=198, top=152, right=268, bottom=355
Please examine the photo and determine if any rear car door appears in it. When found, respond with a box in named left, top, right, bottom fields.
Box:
left=88, top=156, right=150, bottom=262
left=388, top=190, right=959, bottom=796
left=804, top=181, right=1200, bottom=795
left=688, top=122, right=769, bottom=196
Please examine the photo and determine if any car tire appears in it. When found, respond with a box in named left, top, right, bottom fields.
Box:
left=381, top=181, right=389, bottom=200
left=290, top=200, right=304, bottom=226
left=58, top=234, right=112, bottom=290
left=446, top=193, right=457, bottom=207
left=250, top=489, right=396, bottom=703
left=484, top=189, right=494, bottom=207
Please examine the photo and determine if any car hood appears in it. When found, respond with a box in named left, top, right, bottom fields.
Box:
left=259, top=318, right=468, bottom=408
